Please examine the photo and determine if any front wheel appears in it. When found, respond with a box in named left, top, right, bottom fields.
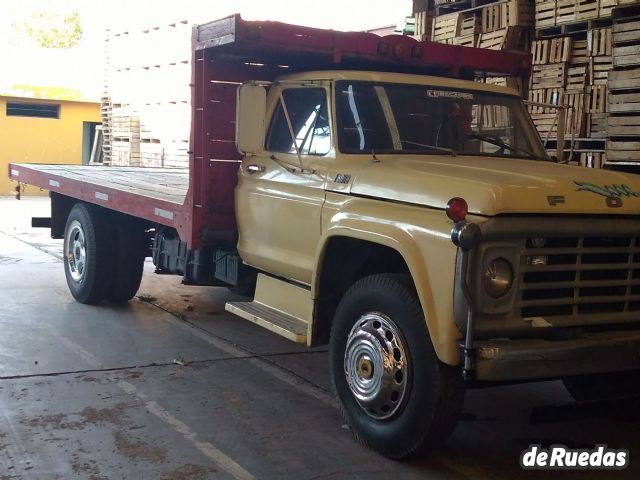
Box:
left=330, top=274, right=464, bottom=459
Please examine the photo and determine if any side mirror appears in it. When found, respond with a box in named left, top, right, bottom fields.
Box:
left=236, top=83, right=267, bottom=155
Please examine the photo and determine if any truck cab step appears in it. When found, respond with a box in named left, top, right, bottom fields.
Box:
left=225, top=273, right=312, bottom=344
left=225, top=301, right=307, bottom=343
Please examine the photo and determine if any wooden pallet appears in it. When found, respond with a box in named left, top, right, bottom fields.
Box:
left=587, top=112, right=608, bottom=137
left=531, top=63, right=567, bottom=89
left=588, top=26, right=612, bottom=55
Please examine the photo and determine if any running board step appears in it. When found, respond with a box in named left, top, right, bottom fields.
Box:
left=225, top=302, right=307, bottom=343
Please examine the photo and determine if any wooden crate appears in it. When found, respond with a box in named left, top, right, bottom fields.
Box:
left=607, top=114, right=640, bottom=135
left=460, top=15, right=481, bottom=36
left=535, top=1, right=556, bottom=28
left=588, top=27, right=612, bottom=56
left=577, top=0, right=600, bottom=21
left=530, top=112, right=559, bottom=135
left=502, top=0, right=535, bottom=27
left=549, top=37, right=573, bottom=62
left=478, top=26, right=525, bottom=50
left=414, top=10, right=435, bottom=39
left=556, top=0, right=578, bottom=26
left=484, top=75, right=526, bottom=95
left=589, top=56, right=612, bottom=84
left=111, top=138, right=141, bottom=167
left=587, top=113, right=608, bottom=137
left=612, top=14, right=640, bottom=67
left=609, top=91, right=640, bottom=113
left=580, top=152, right=605, bottom=168
left=608, top=69, right=640, bottom=113
left=586, top=85, right=607, bottom=112
left=570, top=39, right=589, bottom=64
left=567, top=65, right=588, bottom=89
left=140, top=140, right=163, bottom=168
left=532, top=39, right=550, bottom=64
left=563, top=90, right=586, bottom=136
left=531, top=63, right=567, bottom=89
left=482, top=5, right=501, bottom=33
left=606, top=140, right=640, bottom=161
left=528, top=88, right=560, bottom=113
left=599, top=0, right=618, bottom=18
left=432, top=12, right=461, bottom=42
left=454, top=33, right=478, bottom=47
left=608, top=67, right=640, bottom=91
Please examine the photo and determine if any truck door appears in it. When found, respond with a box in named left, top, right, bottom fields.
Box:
left=236, top=84, right=332, bottom=285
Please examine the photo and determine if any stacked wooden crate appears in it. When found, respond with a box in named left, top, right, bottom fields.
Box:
left=535, top=0, right=636, bottom=34
left=606, top=4, right=640, bottom=163
left=104, top=21, right=192, bottom=168
left=426, top=0, right=534, bottom=50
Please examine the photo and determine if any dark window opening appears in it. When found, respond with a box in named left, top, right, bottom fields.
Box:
left=6, top=102, right=60, bottom=119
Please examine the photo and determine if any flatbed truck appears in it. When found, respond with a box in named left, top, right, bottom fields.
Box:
left=8, top=14, right=640, bottom=458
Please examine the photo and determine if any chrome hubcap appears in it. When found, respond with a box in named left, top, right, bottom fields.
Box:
left=344, top=312, right=410, bottom=420
left=65, top=221, right=86, bottom=282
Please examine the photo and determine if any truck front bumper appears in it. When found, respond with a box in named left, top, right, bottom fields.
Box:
left=474, top=330, right=640, bottom=382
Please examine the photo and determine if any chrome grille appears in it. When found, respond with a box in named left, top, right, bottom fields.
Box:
left=519, top=236, right=640, bottom=318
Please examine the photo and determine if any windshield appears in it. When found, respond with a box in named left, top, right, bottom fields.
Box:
left=335, top=81, right=547, bottom=160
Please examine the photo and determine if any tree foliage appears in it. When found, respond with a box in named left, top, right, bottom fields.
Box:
left=21, top=11, right=83, bottom=48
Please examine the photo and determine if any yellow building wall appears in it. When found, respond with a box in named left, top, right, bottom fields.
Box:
left=1, top=96, right=101, bottom=196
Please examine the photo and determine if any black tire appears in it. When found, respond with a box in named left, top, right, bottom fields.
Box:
left=563, top=370, right=640, bottom=402
left=63, top=203, right=115, bottom=304
left=330, top=274, right=464, bottom=459
left=105, top=216, right=147, bottom=304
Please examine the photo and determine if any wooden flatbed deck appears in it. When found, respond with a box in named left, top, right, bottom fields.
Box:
left=8, top=164, right=190, bottom=228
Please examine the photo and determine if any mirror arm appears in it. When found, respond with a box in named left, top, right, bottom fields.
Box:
left=278, top=90, right=304, bottom=169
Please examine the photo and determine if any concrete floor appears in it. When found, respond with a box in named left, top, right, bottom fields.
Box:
left=0, top=197, right=638, bottom=480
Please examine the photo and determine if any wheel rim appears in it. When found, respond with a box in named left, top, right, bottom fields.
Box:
left=65, top=220, right=87, bottom=282
left=344, top=312, right=410, bottom=420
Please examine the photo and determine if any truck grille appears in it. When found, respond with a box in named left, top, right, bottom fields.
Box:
left=520, top=236, right=640, bottom=318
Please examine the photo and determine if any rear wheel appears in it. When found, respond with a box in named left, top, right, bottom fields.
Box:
left=105, top=216, right=147, bottom=304
left=64, top=203, right=114, bottom=304
left=330, top=274, right=464, bottom=459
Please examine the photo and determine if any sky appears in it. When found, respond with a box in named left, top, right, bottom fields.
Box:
left=0, top=0, right=412, bottom=100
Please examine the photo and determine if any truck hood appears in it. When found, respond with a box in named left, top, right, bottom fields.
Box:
left=350, top=156, right=640, bottom=216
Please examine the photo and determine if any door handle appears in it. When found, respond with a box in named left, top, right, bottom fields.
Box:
left=245, top=164, right=265, bottom=174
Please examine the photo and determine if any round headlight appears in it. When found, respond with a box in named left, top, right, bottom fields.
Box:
left=483, top=258, right=513, bottom=298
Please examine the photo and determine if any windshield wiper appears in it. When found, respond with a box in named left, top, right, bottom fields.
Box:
left=466, top=133, right=543, bottom=160
left=401, top=140, right=457, bottom=156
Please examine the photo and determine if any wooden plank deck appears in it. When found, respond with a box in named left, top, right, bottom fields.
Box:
left=12, top=165, right=189, bottom=205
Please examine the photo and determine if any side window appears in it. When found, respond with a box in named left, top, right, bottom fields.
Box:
left=266, top=88, right=330, bottom=155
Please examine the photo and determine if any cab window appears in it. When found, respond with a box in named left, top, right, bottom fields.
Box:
left=266, top=88, right=330, bottom=155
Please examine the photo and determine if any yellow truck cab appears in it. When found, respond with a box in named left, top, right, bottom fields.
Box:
left=232, top=69, right=640, bottom=457
left=10, top=16, right=640, bottom=459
